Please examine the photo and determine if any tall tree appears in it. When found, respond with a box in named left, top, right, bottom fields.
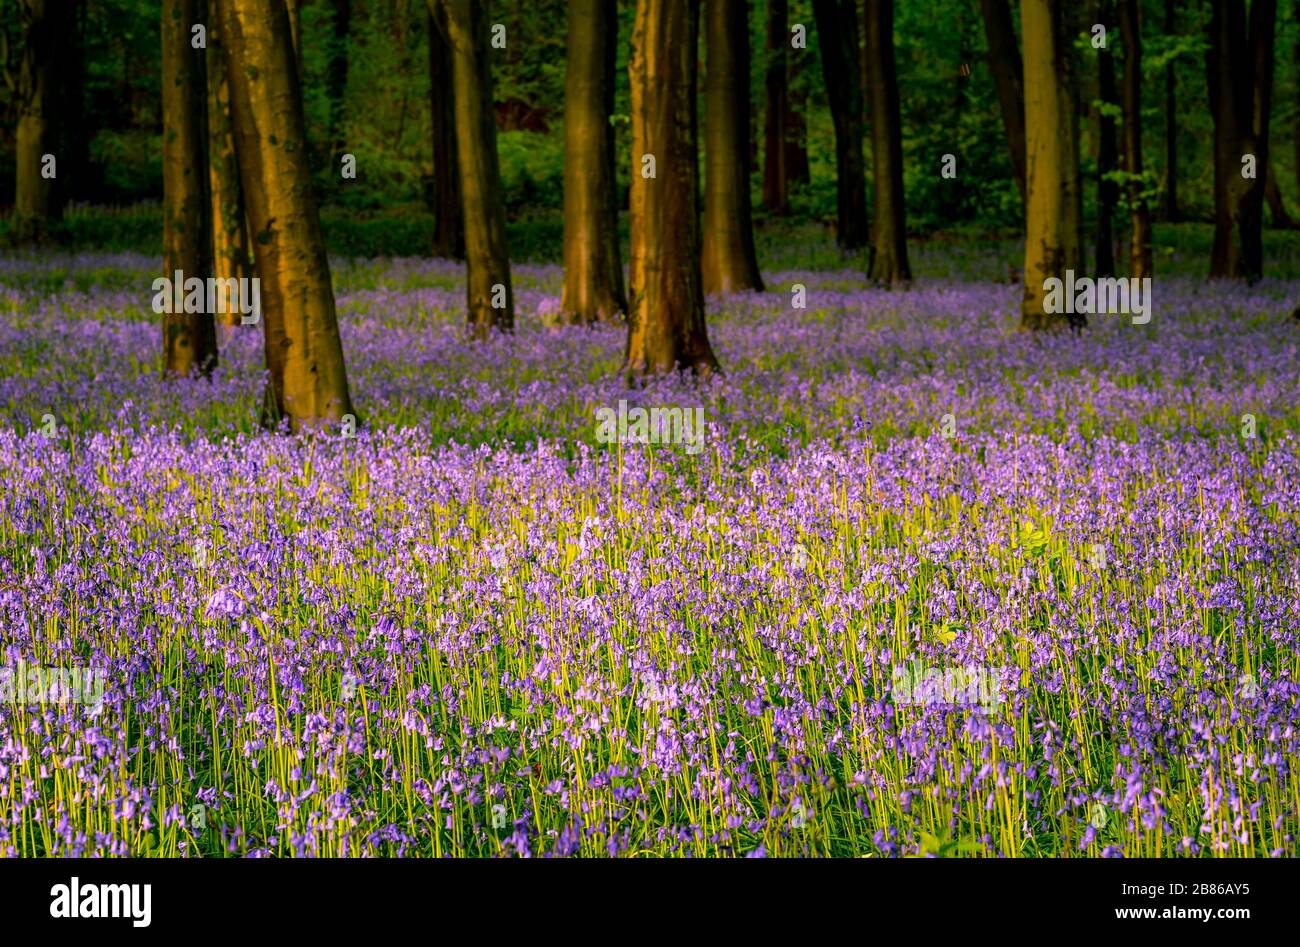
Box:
left=1096, top=0, right=1119, bottom=277
left=863, top=0, right=910, bottom=285
left=1161, top=0, right=1178, bottom=220
left=812, top=0, right=869, bottom=251
left=1119, top=0, right=1152, bottom=276
left=978, top=0, right=1027, bottom=206
left=208, top=17, right=251, bottom=327
left=703, top=0, right=764, bottom=293
left=11, top=0, right=67, bottom=243
left=561, top=0, right=626, bottom=322
left=763, top=0, right=790, bottom=214
left=439, top=0, right=513, bottom=335
left=786, top=44, right=811, bottom=186
left=1021, top=0, right=1084, bottom=330
left=218, top=0, right=354, bottom=427
left=1207, top=0, right=1276, bottom=280
left=427, top=5, right=463, bottom=259
left=626, top=0, right=719, bottom=377
left=162, top=0, right=218, bottom=375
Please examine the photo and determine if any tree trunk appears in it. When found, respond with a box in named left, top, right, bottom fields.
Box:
left=812, top=0, right=869, bottom=251
left=208, top=17, right=251, bottom=328
left=162, top=0, right=217, bottom=375
left=978, top=0, right=1027, bottom=206
left=625, top=0, right=719, bottom=378
left=763, top=0, right=789, bottom=213
left=14, top=0, right=67, bottom=243
left=786, top=49, right=811, bottom=185
left=427, top=5, right=463, bottom=259
left=864, top=0, right=910, bottom=285
left=1021, top=0, right=1084, bottom=330
left=703, top=0, right=764, bottom=294
left=1119, top=0, right=1152, bottom=276
left=1095, top=0, right=1118, bottom=277
left=1208, top=0, right=1275, bottom=280
left=441, top=0, right=513, bottom=335
left=561, top=0, right=627, bottom=322
left=219, top=0, right=354, bottom=428
left=1161, top=0, right=1178, bottom=221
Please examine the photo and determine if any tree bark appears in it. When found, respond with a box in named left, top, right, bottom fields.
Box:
left=812, top=0, right=869, bottom=251
left=786, top=46, right=811, bottom=185
left=703, top=0, right=764, bottom=294
left=14, top=0, right=67, bottom=243
left=218, top=0, right=354, bottom=428
left=1021, top=0, right=1084, bottom=330
left=1096, top=0, right=1118, bottom=277
left=763, top=0, right=789, bottom=213
left=625, top=0, right=719, bottom=378
left=208, top=16, right=251, bottom=328
left=978, top=0, right=1027, bottom=206
left=1207, top=0, right=1275, bottom=280
left=1119, top=0, right=1152, bottom=276
left=561, top=0, right=627, bottom=322
left=427, top=5, right=463, bottom=259
left=1161, top=0, right=1178, bottom=221
left=162, top=0, right=218, bottom=375
left=863, top=0, right=910, bottom=285
left=440, top=0, right=513, bottom=335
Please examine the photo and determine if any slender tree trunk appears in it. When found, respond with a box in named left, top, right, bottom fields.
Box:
left=812, top=0, right=869, bottom=251
left=427, top=5, right=463, bottom=259
left=162, top=0, right=217, bottom=375
left=703, top=0, right=764, bottom=293
left=978, top=0, right=1027, bottom=206
left=786, top=50, right=811, bottom=185
left=626, top=0, right=719, bottom=378
left=1021, top=0, right=1084, bottom=330
left=1208, top=0, right=1275, bottom=280
left=208, top=17, right=251, bottom=328
left=219, top=0, right=354, bottom=428
left=1161, top=0, right=1178, bottom=221
left=14, top=0, right=67, bottom=243
left=763, top=0, right=789, bottom=213
left=60, top=0, right=89, bottom=204
left=864, top=0, right=910, bottom=285
left=327, top=0, right=351, bottom=160
left=1119, top=0, right=1152, bottom=276
left=561, top=0, right=627, bottom=322
left=440, top=0, right=513, bottom=335
left=1096, top=0, right=1118, bottom=277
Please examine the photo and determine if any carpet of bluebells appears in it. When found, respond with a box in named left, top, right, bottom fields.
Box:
left=1, top=242, right=1299, bottom=858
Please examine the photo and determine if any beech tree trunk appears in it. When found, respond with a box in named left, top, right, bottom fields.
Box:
left=561, top=0, right=627, bottom=322
left=440, top=0, right=513, bottom=334
left=218, top=0, right=355, bottom=428
left=812, top=0, right=869, bottom=251
left=625, top=0, right=719, bottom=378
left=703, top=0, right=764, bottom=294
left=1096, top=0, right=1118, bottom=277
left=208, top=17, right=251, bottom=328
left=979, top=0, right=1027, bottom=206
left=1021, top=0, right=1084, bottom=330
left=763, top=0, right=789, bottom=213
left=13, top=0, right=68, bottom=243
left=162, top=0, right=218, bottom=375
left=1119, top=0, right=1152, bottom=276
left=427, top=5, right=464, bottom=259
left=864, top=0, right=910, bottom=285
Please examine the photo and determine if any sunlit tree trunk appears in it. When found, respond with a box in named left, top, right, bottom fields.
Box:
left=218, top=0, right=354, bottom=428
left=763, top=0, right=789, bottom=214
left=1119, top=0, right=1152, bottom=277
left=864, top=0, right=910, bottom=285
left=13, top=0, right=68, bottom=243
left=561, top=0, right=627, bottom=322
left=427, top=4, right=463, bottom=259
left=208, top=17, right=251, bottom=328
left=163, top=0, right=218, bottom=375
left=1207, top=0, right=1275, bottom=280
left=625, top=0, right=719, bottom=378
left=703, top=0, right=763, bottom=294
left=978, top=0, right=1027, bottom=206
left=440, top=0, right=513, bottom=335
left=1096, top=0, right=1118, bottom=277
left=1021, top=0, right=1084, bottom=330
left=812, top=0, right=869, bottom=251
